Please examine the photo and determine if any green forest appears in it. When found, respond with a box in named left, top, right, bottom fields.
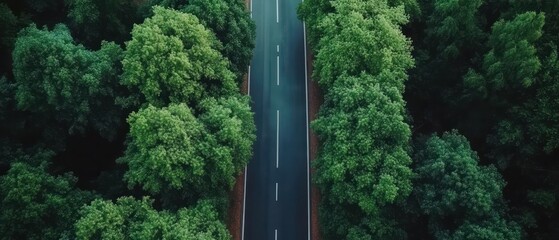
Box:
left=1, top=0, right=559, bottom=239
left=0, top=0, right=255, bottom=239
left=299, top=0, right=559, bottom=239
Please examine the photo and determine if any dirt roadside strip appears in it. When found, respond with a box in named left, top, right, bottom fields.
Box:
left=306, top=41, right=322, bottom=240
left=226, top=0, right=321, bottom=239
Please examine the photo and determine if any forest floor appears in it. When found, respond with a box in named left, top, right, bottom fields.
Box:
left=226, top=0, right=321, bottom=239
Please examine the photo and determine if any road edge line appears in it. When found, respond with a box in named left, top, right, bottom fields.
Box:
left=242, top=65, right=252, bottom=240
left=302, top=19, right=311, bottom=240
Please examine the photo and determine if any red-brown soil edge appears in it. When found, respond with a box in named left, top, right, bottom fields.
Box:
left=226, top=2, right=250, bottom=239
left=306, top=38, right=322, bottom=240
left=226, top=1, right=321, bottom=239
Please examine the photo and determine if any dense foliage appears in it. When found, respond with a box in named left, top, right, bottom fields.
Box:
left=184, top=0, right=256, bottom=81
left=301, top=0, right=559, bottom=239
left=0, top=1, right=254, bottom=239
left=414, top=132, right=521, bottom=239
left=0, top=161, right=96, bottom=240
left=121, top=6, right=236, bottom=108
left=2, top=0, right=559, bottom=238
left=300, top=0, right=415, bottom=238
left=13, top=24, right=123, bottom=139
left=75, top=197, right=230, bottom=239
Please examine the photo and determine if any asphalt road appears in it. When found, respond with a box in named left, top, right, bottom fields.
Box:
left=242, top=0, right=309, bottom=239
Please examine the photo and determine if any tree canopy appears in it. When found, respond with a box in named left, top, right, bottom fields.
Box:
left=0, top=162, right=96, bottom=240
left=75, top=197, right=230, bottom=240
left=12, top=24, right=124, bottom=139
left=184, top=0, right=255, bottom=81
left=413, top=132, right=521, bottom=239
left=0, top=1, right=256, bottom=239
left=121, top=6, right=236, bottom=108
left=119, top=101, right=254, bottom=198
left=313, top=0, right=413, bottom=89
left=119, top=104, right=207, bottom=194
left=66, top=0, right=142, bottom=48
left=302, top=0, right=415, bottom=238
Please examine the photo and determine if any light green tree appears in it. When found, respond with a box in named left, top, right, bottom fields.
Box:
left=75, top=197, right=230, bottom=240
left=119, top=101, right=254, bottom=197
left=313, top=0, right=413, bottom=88
left=314, top=73, right=412, bottom=214
left=313, top=73, right=413, bottom=239
left=118, top=104, right=206, bottom=194
left=121, top=6, right=236, bottom=107
left=198, top=95, right=256, bottom=174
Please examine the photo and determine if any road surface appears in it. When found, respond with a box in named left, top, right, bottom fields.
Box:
left=242, top=0, right=309, bottom=239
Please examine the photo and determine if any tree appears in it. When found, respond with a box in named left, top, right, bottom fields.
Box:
left=66, top=0, right=142, bottom=48
left=388, top=0, right=419, bottom=17
left=121, top=6, right=236, bottom=108
left=437, top=215, right=521, bottom=240
left=0, top=161, right=96, bottom=240
left=118, top=104, right=207, bottom=195
left=0, top=3, right=20, bottom=51
left=297, top=0, right=333, bottom=49
left=414, top=131, right=520, bottom=239
left=198, top=95, right=256, bottom=174
left=313, top=0, right=413, bottom=89
left=119, top=101, right=254, bottom=199
left=425, top=0, right=484, bottom=60
left=12, top=24, right=124, bottom=139
left=75, top=197, right=230, bottom=240
left=464, top=12, right=544, bottom=103
left=312, top=73, right=413, bottom=239
left=314, top=73, right=412, bottom=214
left=305, top=0, right=415, bottom=238
left=184, top=0, right=256, bottom=81
left=0, top=4, right=29, bottom=77
left=415, top=131, right=504, bottom=218
left=502, top=0, right=559, bottom=45
left=0, top=76, right=14, bottom=124
left=480, top=42, right=559, bottom=169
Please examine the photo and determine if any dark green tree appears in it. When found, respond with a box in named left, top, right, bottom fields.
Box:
left=415, top=131, right=504, bottom=218
left=66, top=0, right=142, bottom=48
left=12, top=24, right=124, bottom=139
left=425, top=0, right=484, bottom=60
left=464, top=12, right=544, bottom=104
left=0, top=3, right=20, bottom=52
left=121, top=6, right=236, bottom=108
left=0, top=161, right=96, bottom=240
left=0, top=4, right=29, bottom=77
left=414, top=131, right=520, bottom=239
left=436, top=215, right=521, bottom=240
left=488, top=46, right=559, bottom=164
left=184, top=0, right=256, bottom=81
